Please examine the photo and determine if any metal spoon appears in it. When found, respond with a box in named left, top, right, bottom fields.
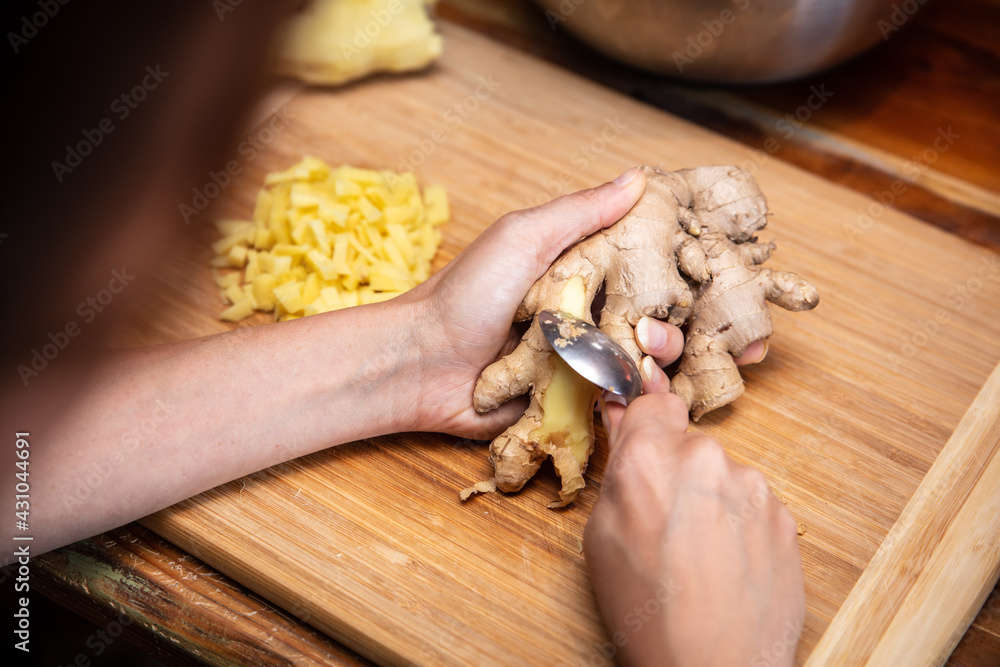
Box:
left=538, top=310, right=642, bottom=404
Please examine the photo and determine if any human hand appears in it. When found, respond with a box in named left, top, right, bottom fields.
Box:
left=585, top=325, right=804, bottom=667
left=406, top=167, right=647, bottom=438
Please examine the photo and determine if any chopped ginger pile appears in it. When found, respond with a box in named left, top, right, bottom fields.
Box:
left=212, top=156, right=448, bottom=322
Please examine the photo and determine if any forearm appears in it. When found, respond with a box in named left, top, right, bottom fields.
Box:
left=22, top=295, right=427, bottom=557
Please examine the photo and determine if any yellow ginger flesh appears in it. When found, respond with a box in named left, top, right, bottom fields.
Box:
left=212, top=156, right=448, bottom=322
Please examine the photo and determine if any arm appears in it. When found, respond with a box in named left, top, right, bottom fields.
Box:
left=12, top=168, right=647, bottom=558
left=586, top=320, right=804, bottom=666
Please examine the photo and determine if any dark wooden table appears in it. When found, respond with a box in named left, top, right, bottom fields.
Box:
left=32, top=1, right=1000, bottom=664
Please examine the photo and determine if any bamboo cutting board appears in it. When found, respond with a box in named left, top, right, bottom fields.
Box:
left=122, top=22, right=1000, bottom=666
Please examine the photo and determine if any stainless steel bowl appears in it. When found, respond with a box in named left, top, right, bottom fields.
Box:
left=534, top=0, right=920, bottom=83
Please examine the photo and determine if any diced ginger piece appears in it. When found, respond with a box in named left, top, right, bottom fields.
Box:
left=221, top=298, right=255, bottom=322
left=273, top=281, right=305, bottom=314
left=340, top=271, right=360, bottom=291
left=227, top=244, right=248, bottom=268
left=383, top=205, right=413, bottom=227
left=271, top=254, right=293, bottom=276
left=423, top=185, right=449, bottom=225
left=332, top=233, right=350, bottom=274
left=214, top=271, right=241, bottom=289
left=224, top=283, right=245, bottom=305
left=305, top=249, right=339, bottom=281
left=254, top=228, right=275, bottom=250
left=211, top=156, right=446, bottom=323
left=215, top=219, right=254, bottom=237
left=302, top=271, right=322, bottom=305
left=213, top=229, right=251, bottom=255
left=272, top=243, right=310, bottom=257
left=308, top=219, right=331, bottom=256
left=269, top=184, right=292, bottom=244
left=304, top=296, right=326, bottom=316
left=320, top=285, right=342, bottom=309
left=386, top=224, right=416, bottom=267
left=347, top=235, right=378, bottom=265
left=335, top=179, right=362, bottom=198
left=357, top=196, right=382, bottom=223
left=369, top=261, right=415, bottom=292
left=252, top=189, right=273, bottom=225
left=382, top=238, right=409, bottom=273
left=252, top=273, right=277, bottom=311
left=244, top=250, right=259, bottom=282
left=319, top=201, right=350, bottom=228
left=340, top=289, right=359, bottom=308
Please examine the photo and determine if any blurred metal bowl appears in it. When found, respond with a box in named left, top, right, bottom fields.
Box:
left=534, top=0, right=917, bottom=83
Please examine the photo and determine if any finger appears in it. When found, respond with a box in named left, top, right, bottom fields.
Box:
left=504, top=166, right=647, bottom=279
left=460, top=395, right=530, bottom=440
left=435, top=167, right=647, bottom=326
left=635, top=317, right=684, bottom=366
left=639, top=355, right=670, bottom=394
left=601, top=355, right=673, bottom=444
left=602, top=388, right=690, bottom=458
left=600, top=393, right=628, bottom=444
left=734, top=339, right=769, bottom=366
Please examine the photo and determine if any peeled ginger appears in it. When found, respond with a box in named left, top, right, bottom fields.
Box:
left=212, top=156, right=448, bottom=322
left=276, top=0, right=443, bottom=86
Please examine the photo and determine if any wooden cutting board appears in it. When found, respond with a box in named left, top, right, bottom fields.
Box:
left=120, top=22, right=1000, bottom=666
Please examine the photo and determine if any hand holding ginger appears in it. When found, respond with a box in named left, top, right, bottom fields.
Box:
left=471, top=165, right=819, bottom=505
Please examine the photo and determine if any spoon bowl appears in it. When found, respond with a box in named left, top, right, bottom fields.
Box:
left=538, top=310, right=642, bottom=404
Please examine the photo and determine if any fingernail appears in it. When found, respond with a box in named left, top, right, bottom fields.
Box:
left=602, top=390, right=628, bottom=407
left=747, top=339, right=769, bottom=363
left=600, top=398, right=611, bottom=433
left=637, top=317, right=666, bottom=350
left=641, top=355, right=659, bottom=385
left=613, top=167, right=640, bottom=187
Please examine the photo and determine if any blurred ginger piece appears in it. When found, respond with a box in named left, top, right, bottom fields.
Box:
left=276, top=0, right=443, bottom=85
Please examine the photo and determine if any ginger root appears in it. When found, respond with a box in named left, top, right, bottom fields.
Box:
left=468, top=165, right=819, bottom=506
left=467, top=276, right=599, bottom=508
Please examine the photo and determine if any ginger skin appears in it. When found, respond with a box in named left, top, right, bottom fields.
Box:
left=670, top=166, right=820, bottom=420
left=470, top=165, right=818, bottom=505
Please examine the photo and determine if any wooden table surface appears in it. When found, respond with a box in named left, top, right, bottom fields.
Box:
left=32, top=1, right=1000, bottom=665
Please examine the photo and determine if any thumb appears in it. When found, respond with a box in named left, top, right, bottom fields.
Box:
left=475, top=167, right=647, bottom=286
left=510, top=166, right=647, bottom=277
left=429, top=167, right=647, bottom=329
